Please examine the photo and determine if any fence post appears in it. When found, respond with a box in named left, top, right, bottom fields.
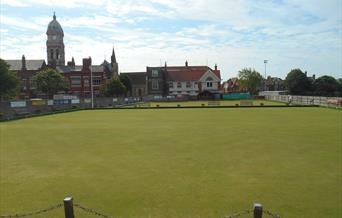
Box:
left=253, top=203, right=263, bottom=218
left=64, top=197, right=75, bottom=218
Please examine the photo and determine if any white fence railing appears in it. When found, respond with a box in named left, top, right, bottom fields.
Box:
left=265, top=95, right=342, bottom=107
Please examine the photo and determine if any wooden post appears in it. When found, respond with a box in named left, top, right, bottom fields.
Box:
left=253, top=203, right=263, bottom=218
left=64, top=197, right=75, bottom=218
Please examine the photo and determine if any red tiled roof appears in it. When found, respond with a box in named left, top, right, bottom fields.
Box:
left=166, top=66, right=221, bottom=82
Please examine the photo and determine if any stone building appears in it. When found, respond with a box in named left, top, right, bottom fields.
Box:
left=120, top=72, right=147, bottom=97
left=4, top=13, right=118, bottom=99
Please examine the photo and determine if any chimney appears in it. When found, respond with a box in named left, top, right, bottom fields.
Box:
left=214, top=64, right=217, bottom=71
left=82, top=57, right=91, bottom=70
left=185, top=60, right=188, bottom=67
left=67, top=57, right=75, bottom=68
left=21, top=55, right=26, bottom=70
left=313, top=74, right=316, bottom=80
left=164, top=61, right=167, bottom=69
left=305, top=71, right=307, bottom=76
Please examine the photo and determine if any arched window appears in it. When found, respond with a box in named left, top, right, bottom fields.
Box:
left=56, top=49, right=59, bottom=60
left=50, top=49, right=54, bottom=59
left=206, top=76, right=213, bottom=81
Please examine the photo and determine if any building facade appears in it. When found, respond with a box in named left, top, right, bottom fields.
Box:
left=4, top=13, right=117, bottom=99
left=122, top=61, right=221, bottom=99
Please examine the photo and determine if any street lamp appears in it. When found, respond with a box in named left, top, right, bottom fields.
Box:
left=264, top=60, right=268, bottom=78
left=264, top=60, right=268, bottom=91
left=90, top=57, right=94, bottom=109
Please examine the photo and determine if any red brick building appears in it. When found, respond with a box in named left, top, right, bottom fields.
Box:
left=4, top=13, right=118, bottom=99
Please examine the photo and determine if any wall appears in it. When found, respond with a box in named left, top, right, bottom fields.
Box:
left=265, top=95, right=342, bottom=107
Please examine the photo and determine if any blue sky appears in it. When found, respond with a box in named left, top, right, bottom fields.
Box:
left=0, top=0, right=341, bottom=80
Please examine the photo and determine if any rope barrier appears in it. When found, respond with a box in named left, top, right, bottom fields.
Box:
left=74, top=203, right=113, bottom=218
left=0, top=203, right=63, bottom=218
left=225, top=209, right=251, bottom=218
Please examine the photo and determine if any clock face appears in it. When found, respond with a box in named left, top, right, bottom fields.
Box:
left=53, top=35, right=57, bottom=40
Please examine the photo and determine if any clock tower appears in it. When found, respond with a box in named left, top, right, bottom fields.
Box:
left=46, top=12, right=65, bottom=66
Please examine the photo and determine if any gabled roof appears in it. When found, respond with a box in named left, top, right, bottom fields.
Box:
left=166, top=66, right=221, bottom=82
left=5, top=59, right=46, bottom=71
left=121, top=72, right=146, bottom=85
left=56, top=65, right=83, bottom=73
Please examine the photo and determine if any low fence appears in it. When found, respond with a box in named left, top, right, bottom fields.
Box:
left=0, top=97, right=142, bottom=120
left=265, top=95, right=342, bottom=107
left=0, top=197, right=280, bottom=218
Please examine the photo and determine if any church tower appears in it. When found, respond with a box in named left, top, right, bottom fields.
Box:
left=111, top=47, right=118, bottom=78
left=46, top=12, right=65, bottom=66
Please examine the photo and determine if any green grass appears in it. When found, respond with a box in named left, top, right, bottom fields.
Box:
left=0, top=108, right=341, bottom=218
left=133, top=100, right=286, bottom=108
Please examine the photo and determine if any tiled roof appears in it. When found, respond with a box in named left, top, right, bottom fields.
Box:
left=166, top=66, right=221, bottom=82
left=5, top=59, right=46, bottom=71
left=91, top=65, right=104, bottom=72
left=121, top=72, right=146, bottom=84
left=56, top=65, right=83, bottom=73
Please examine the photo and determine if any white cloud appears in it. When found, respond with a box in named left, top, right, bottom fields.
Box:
left=0, top=0, right=341, bottom=79
left=0, top=0, right=28, bottom=7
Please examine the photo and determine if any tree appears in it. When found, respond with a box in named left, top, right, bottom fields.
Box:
left=100, top=78, right=127, bottom=97
left=238, top=68, right=263, bottom=95
left=338, top=79, right=342, bottom=96
left=285, top=69, right=312, bottom=95
left=314, top=75, right=339, bottom=96
left=32, top=68, right=69, bottom=97
left=0, top=58, right=20, bottom=100
left=119, top=74, right=132, bottom=94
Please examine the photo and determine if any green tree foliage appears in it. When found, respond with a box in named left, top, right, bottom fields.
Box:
left=32, top=68, right=69, bottom=97
left=100, top=78, right=127, bottom=97
left=238, top=68, right=263, bottom=94
left=119, top=74, right=132, bottom=94
left=285, top=69, right=312, bottom=95
left=0, top=58, right=20, bottom=100
left=338, top=79, right=342, bottom=96
left=314, top=75, right=339, bottom=96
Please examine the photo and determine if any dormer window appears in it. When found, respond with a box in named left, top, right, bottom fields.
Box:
left=152, top=70, right=158, bottom=77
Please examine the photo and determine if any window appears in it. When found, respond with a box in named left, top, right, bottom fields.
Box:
left=152, top=80, right=159, bottom=90
left=56, top=49, right=59, bottom=60
left=186, top=82, right=191, bottom=88
left=207, top=82, right=213, bottom=88
left=30, top=79, right=36, bottom=89
left=169, top=82, right=173, bottom=88
left=177, top=82, right=181, bottom=88
left=50, top=49, right=53, bottom=59
left=92, top=77, right=102, bottom=86
left=71, top=77, right=81, bottom=87
left=22, top=79, right=27, bottom=90
left=152, top=70, right=158, bottom=77
left=84, top=78, right=89, bottom=87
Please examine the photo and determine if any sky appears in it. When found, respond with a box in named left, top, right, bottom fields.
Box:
left=0, top=0, right=341, bottom=80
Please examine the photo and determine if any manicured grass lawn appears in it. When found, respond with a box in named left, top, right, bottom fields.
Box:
left=0, top=108, right=341, bottom=218
left=139, top=100, right=286, bottom=107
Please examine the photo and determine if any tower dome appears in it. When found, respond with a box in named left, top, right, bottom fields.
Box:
left=46, top=12, right=64, bottom=36
left=46, top=12, right=65, bottom=66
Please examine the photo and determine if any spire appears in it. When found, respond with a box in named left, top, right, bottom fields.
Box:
left=111, top=47, right=116, bottom=64
left=21, top=55, right=26, bottom=70
left=53, top=11, right=56, bottom=20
